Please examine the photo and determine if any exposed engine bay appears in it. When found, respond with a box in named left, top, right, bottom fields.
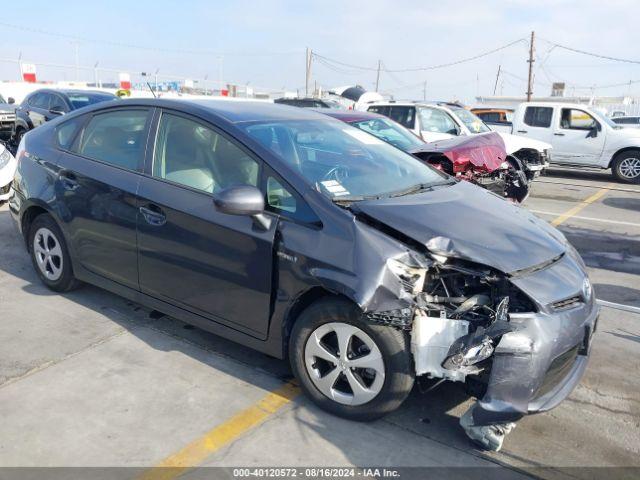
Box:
left=363, top=249, right=535, bottom=386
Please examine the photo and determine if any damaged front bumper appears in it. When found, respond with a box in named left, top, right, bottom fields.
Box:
left=473, top=300, right=598, bottom=425
left=403, top=248, right=599, bottom=426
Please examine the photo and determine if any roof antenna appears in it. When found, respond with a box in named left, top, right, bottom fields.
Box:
left=146, top=81, right=157, bottom=98
left=141, top=72, right=157, bottom=98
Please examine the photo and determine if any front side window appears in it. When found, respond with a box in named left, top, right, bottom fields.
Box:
left=350, top=117, right=424, bottom=150
left=76, top=109, right=149, bottom=170
left=450, top=107, right=490, bottom=133
left=243, top=119, right=450, bottom=201
left=30, top=93, right=50, bottom=109
left=524, top=106, right=553, bottom=128
left=560, top=109, right=597, bottom=130
left=418, top=107, right=458, bottom=134
left=56, top=116, right=85, bottom=149
left=153, top=113, right=259, bottom=194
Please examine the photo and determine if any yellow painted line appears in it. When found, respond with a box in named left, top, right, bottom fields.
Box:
left=550, top=183, right=613, bottom=227
left=138, top=381, right=300, bottom=480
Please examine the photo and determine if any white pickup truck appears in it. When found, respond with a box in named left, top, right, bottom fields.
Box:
left=504, top=102, right=640, bottom=183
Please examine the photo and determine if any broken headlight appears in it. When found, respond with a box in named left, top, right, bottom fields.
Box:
left=387, top=258, right=427, bottom=294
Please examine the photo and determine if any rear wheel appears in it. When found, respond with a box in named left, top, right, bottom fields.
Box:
left=28, top=214, right=81, bottom=292
left=612, top=151, right=640, bottom=184
left=289, top=298, right=414, bottom=421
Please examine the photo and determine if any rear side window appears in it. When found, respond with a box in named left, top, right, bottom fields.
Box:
left=75, top=109, right=149, bottom=171
left=478, top=112, right=500, bottom=122
left=367, top=105, right=389, bottom=116
left=388, top=106, right=416, bottom=129
left=56, top=116, right=85, bottom=149
left=524, top=106, right=553, bottom=128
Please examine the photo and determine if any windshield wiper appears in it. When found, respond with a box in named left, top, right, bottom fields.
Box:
left=388, top=180, right=455, bottom=198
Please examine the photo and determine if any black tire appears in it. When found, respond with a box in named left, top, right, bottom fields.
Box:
left=289, top=297, right=414, bottom=421
left=612, top=151, right=640, bottom=184
left=12, top=128, right=25, bottom=149
left=28, top=214, right=81, bottom=292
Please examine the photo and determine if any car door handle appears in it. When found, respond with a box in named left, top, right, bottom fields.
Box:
left=516, top=130, right=528, bottom=134
left=554, top=133, right=565, bottom=136
left=58, top=171, right=79, bottom=190
left=139, top=205, right=166, bottom=226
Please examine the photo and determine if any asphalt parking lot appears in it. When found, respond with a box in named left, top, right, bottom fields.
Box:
left=0, top=168, right=638, bottom=479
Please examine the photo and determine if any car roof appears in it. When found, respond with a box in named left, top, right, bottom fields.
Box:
left=314, top=109, right=384, bottom=122
left=28, top=88, right=115, bottom=97
left=86, top=98, right=334, bottom=124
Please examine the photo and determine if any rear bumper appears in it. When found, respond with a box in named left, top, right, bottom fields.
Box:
left=472, top=301, right=598, bottom=425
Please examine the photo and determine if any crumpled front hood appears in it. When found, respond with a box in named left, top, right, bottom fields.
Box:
left=352, top=180, right=566, bottom=274
left=498, top=132, right=551, bottom=154
left=409, top=131, right=507, bottom=172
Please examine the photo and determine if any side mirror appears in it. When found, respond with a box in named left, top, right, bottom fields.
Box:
left=213, top=185, right=271, bottom=229
left=49, top=106, right=66, bottom=116
left=586, top=125, right=598, bottom=138
left=7, top=97, right=15, bottom=104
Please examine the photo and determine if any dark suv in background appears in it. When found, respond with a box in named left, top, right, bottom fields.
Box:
left=0, top=93, right=17, bottom=141
left=13, top=89, right=116, bottom=145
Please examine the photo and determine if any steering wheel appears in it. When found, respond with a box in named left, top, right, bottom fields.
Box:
left=322, top=165, right=349, bottom=184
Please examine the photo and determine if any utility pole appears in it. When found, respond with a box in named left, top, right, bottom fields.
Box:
left=526, top=31, right=535, bottom=101
left=423, top=80, right=427, bottom=101
left=375, top=60, right=381, bottom=92
left=94, top=62, right=99, bottom=88
left=493, top=64, right=501, bottom=95
left=72, top=41, right=80, bottom=82
left=305, top=48, right=313, bottom=97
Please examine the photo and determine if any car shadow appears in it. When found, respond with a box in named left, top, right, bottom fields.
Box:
left=0, top=208, right=502, bottom=470
left=558, top=224, right=640, bottom=276
left=601, top=196, right=640, bottom=212
left=543, top=168, right=617, bottom=184
left=593, top=283, right=640, bottom=308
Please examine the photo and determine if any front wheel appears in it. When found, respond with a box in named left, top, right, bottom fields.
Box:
left=289, top=298, right=414, bottom=421
left=612, top=151, right=640, bottom=184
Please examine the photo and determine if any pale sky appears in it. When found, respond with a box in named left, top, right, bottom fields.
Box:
left=1, top=0, right=639, bottom=102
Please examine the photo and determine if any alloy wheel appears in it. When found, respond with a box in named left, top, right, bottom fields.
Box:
left=619, top=157, right=640, bottom=179
left=304, top=322, right=385, bottom=406
left=33, top=227, right=64, bottom=281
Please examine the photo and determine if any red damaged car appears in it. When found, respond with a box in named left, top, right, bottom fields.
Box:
left=319, top=109, right=530, bottom=203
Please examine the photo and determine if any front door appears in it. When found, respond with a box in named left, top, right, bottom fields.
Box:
left=137, top=110, right=276, bottom=337
left=552, top=108, right=606, bottom=165
left=56, top=107, right=152, bottom=289
left=417, top=107, right=458, bottom=142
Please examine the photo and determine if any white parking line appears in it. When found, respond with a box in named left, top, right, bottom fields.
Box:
left=597, top=299, right=640, bottom=315
left=531, top=210, right=640, bottom=228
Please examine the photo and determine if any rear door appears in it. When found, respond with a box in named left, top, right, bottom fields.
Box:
left=551, top=107, right=606, bottom=165
left=137, top=109, right=276, bottom=337
left=56, top=107, right=152, bottom=289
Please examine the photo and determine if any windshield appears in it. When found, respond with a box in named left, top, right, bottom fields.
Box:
left=451, top=107, right=491, bottom=134
left=350, top=117, right=425, bottom=151
left=591, top=109, right=622, bottom=129
left=243, top=119, right=449, bottom=200
left=68, top=93, right=115, bottom=110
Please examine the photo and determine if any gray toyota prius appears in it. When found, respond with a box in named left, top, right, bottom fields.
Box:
left=9, top=99, right=598, bottom=451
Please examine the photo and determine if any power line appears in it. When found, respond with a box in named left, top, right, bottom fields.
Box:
left=539, top=37, right=640, bottom=65
left=0, top=21, right=304, bottom=58
left=312, top=38, right=527, bottom=73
